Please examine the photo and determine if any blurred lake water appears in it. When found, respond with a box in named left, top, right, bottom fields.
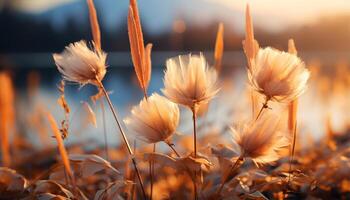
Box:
left=2, top=51, right=350, bottom=148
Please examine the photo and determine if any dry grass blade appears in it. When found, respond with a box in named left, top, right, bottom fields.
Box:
left=242, top=4, right=259, bottom=119
left=214, top=23, right=224, bottom=73
left=57, top=80, right=70, bottom=139
left=0, top=73, right=15, bottom=167
left=144, top=43, right=153, bottom=90
left=288, top=39, right=297, bottom=55
left=243, top=4, right=259, bottom=71
left=82, top=101, right=97, bottom=128
left=46, top=112, right=75, bottom=187
left=57, top=81, right=70, bottom=115
left=87, top=0, right=101, bottom=51
left=129, top=0, right=144, bottom=47
left=287, top=39, right=298, bottom=134
left=128, top=1, right=151, bottom=98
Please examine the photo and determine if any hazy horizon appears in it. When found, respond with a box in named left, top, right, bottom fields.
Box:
left=2, top=0, right=350, bottom=34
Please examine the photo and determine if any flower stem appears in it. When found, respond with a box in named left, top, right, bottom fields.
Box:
left=255, top=98, right=269, bottom=121
left=97, top=80, right=146, bottom=200
left=288, top=120, right=298, bottom=184
left=166, top=142, right=181, bottom=158
left=191, top=106, right=197, bottom=157
left=191, top=105, right=198, bottom=200
left=216, top=156, right=244, bottom=196
left=149, top=143, right=156, bottom=200
left=167, top=142, right=198, bottom=199
left=100, top=100, right=109, bottom=161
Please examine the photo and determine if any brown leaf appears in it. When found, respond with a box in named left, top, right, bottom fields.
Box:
left=69, top=154, right=120, bottom=177
left=50, top=154, right=120, bottom=181
left=211, top=144, right=240, bottom=179
left=143, top=152, right=178, bottom=169
left=29, top=180, right=74, bottom=199
left=144, top=152, right=212, bottom=174
left=35, top=193, right=68, bottom=200
left=94, top=180, right=133, bottom=200
left=81, top=101, right=97, bottom=128
left=0, top=167, right=27, bottom=195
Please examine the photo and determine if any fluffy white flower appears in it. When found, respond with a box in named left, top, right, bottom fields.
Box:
left=162, top=54, right=219, bottom=109
left=249, top=47, right=310, bottom=103
left=124, top=93, right=179, bottom=144
left=230, top=115, right=289, bottom=165
left=53, top=40, right=107, bottom=85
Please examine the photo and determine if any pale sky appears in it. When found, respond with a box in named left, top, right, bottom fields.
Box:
left=206, top=0, right=350, bottom=31
left=3, top=0, right=350, bottom=33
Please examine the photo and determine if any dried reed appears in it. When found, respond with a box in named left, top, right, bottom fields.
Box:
left=46, top=112, right=75, bottom=188
left=127, top=1, right=155, bottom=197
left=128, top=0, right=152, bottom=99
left=0, top=73, right=14, bottom=167
left=287, top=39, right=299, bottom=184
left=214, top=23, right=224, bottom=73
left=87, top=0, right=101, bottom=51
left=242, top=4, right=260, bottom=119
left=54, top=40, right=147, bottom=199
left=86, top=0, right=110, bottom=163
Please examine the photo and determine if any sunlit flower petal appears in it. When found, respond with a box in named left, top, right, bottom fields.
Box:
left=162, top=54, right=219, bottom=109
left=230, top=115, right=290, bottom=166
left=248, top=47, right=310, bottom=102
left=53, top=40, right=107, bottom=86
left=124, top=93, right=179, bottom=143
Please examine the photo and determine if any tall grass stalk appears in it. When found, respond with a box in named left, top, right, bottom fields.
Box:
left=127, top=0, right=154, bottom=197
left=97, top=80, right=147, bottom=200
left=191, top=105, right=198, bottom=200
left=0, top=73, right=14, bottom=167
left=87, top=0, right=110, bottom=162
left=243, top=5, right=260, bottom=120
left=100, top=101, right=109, bottom=160
left=287, top=39, right=299, bottom=184
left=47, top=113, right=76, bottom=190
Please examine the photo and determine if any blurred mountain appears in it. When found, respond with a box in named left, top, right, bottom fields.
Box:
left=4, top=0, right=243, bottom=34
left=1, top=0, right=350, bottom=53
